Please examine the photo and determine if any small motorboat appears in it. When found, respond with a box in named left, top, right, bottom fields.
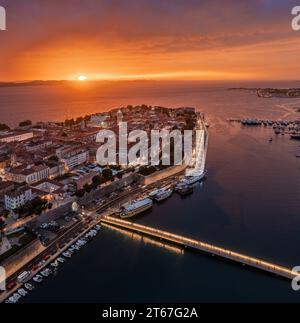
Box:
left=24, top=283, right=35, bottom=291
left=33, top=275, right=43, bottom=283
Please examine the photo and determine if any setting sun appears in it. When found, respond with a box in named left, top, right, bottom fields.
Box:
left=77, top=75, right=87, bottom=81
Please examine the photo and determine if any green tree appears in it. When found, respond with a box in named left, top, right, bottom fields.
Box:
left=0, top=123, right=10, bottom=131
left=16, top=206, right=28, bottom=217
left=109, top=164, right=121, bottom=171
left=34, top=205, right=43, bottom=215
left=83, top=184, right=92, bottom=193
left=76, top=189, right=85, bottom=198
left=19, top=120, right=32, bottom=127
left=116, top=172, right=123, bottom=179
left=31, top=197, right=48, bottom=215
left=64, top=118, right=75, bottom=127
left=102, top=168, right=113, bottom=180
left=15, top=197, right=48, bottom=217
left=0, top=217, right=6, bottom=231
left=92, top=175, right=103, bottom=188
left=138, top=166, right=156, bottom=176
left=1, top=210, right=9, bottom=218
left=48, top=155, right=59, bottom=162
left=76, top=116, right=83, bottom=124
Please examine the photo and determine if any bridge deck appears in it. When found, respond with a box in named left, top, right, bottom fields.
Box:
left=100, top=216, right=297, bottom=280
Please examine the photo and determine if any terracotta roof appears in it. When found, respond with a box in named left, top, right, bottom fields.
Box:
left=0, top=131, right=33, bottom=140
left=5, top=186, right=32, bottom=198
left=0, top=181, right=14, bottom=190
left=10, top=164, right=49, bottom=176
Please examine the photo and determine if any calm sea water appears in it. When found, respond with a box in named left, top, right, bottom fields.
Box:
left=2, top=80, right=300, bottom=302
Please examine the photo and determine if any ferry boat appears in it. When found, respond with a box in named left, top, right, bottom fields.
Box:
left=154, top=189, right=173, bottom=202
left=120, top=198, right=153, bottom=219
left=290, top=134, right=300, bottom=140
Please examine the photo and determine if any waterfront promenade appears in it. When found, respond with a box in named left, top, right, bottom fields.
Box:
left=100, top=216, right=297, bottom=280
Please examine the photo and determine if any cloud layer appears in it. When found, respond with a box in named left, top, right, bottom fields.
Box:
left=1, top=0, right=300, bottom=80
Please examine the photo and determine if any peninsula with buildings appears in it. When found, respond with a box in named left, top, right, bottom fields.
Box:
left=0, top=105, right=208, bottom=303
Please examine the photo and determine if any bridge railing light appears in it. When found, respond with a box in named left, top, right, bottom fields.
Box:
left=102, top=216, right=294, bottom=278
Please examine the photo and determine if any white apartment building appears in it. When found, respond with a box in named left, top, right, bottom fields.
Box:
left=6, top=164, right=50, bottom=184
left=47, top=162, right=66, bottom=179
left=5, top=187, right=33, bottom=210
left=61, top=150, right=89, bottom=170
left=0, top=131, right=34, bottom=143
left=25, top=139, right=52, bottom=152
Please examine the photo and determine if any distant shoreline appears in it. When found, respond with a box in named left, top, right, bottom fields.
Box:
left=0, top=80, right=68, bottom=88
left=228, top=87, right=300, bottom=98
left=1, top=79, right=299, bottom=89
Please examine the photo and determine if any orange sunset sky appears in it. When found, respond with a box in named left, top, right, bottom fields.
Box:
left=0, top=0, right=300, bottom=81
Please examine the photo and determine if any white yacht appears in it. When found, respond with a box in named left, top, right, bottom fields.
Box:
left=18, top=288, right=28, bottom=297
left=149, top=189, right=163, bottom=199
left=13, top=293, right=21, bottom=302
left=6, top=298, right=15, bottom=304
left=183, top=171, right=207, bottom=185
left=9, top=295, right=18, bottom=303
left=25, top=283, right=35, bottom=291
left=57, top=257, right=65, bottom=263
left=154, top=189, right=173, bottom=202
left=41, top=269, right=50, bottom=277
left=62, top=251, right=72, bottom=258
left=33, top=275, right=43, bottom=283
left=50, top=261, right=59, bottom=268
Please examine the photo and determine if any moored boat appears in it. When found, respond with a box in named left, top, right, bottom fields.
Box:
left=183, top=171, right=206, bottom=185
left=149, top=189, right=162, bottom=199
left=154, top=189, right=173, bottom=202
left=120, top=198, right=153, bottom=219
left=290, top=134, right=300, bottom=140
left=177, top=184, right=193, bottom=196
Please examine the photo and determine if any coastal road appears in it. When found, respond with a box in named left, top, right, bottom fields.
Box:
left=1, top=170, right=185, bottom=302
left=0, top=219, right=87, bottom=302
